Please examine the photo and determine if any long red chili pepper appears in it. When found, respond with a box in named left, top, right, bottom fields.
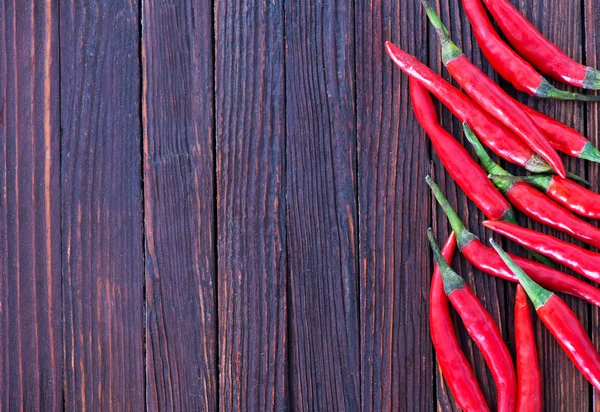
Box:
left=514, top=100, right=600, bottom=163
left=491, top=240, right=600, bottom=391
left=461, top=0, right=599, bottom=100
left=426, top=175, right=600, bottom=307
left=430, top=232, right=490, bottom=411
left=421, top=0, right=566, bottom=178
left=482, top=0, right=600, bottom=89
left=515, top=285, right=542, bottom=412
left=483, top=220, right=600, bottom=283
left=464, top=124, right=600, bottom=249
left=428, top=229, right=516, bottom=412
left=491, top=174, right=600, bottom=220
left=384, top=42, right=551, bottom=173
left=411, top=79, right=515, bottom=221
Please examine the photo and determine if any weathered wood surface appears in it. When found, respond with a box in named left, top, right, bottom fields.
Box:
left=1, top=0, right=599, bottom=410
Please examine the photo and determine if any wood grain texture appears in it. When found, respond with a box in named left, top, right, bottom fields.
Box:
left=356, top=1, right=434, bottom=410
left=142, top=1, right=218, bottom=410
left=60, top=1, right=145, bottom=410
left=215, top=0, right=287, bottom=410
left=0, top=0, right=62, bottom=410
left=285, top=0, right=359, bottom=410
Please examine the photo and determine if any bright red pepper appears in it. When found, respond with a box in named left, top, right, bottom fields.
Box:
left=429, top=229, right=516, bottom=412
left=421, top=0, right=566, bottom=178
left=426, top=175, right=600, bottom=307
left=492, top=174, right=600, bottom=220
left=464, top=124, right=600, bottom=250
left=410, top=80, right=514, bottom=221
left=384, top=42, right=551, bottom=172
left=482, top=0, right=600, bottom=89
left=515, top=285, right=542, bottom=412
left=430, top=232, right=490, bottom=411
left=483, top=220, right=600, bottom=283
left=492, top=241, right=600, bottom=392
left=462, top=0, right=599, bottom=101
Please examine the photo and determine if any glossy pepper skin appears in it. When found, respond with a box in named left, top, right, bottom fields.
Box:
left=410, top=80, right=514, bottom=221
left=483, top=220, right=600, bottom=283
left=482, top=0, right=600, bottom=89
left=429, top=230, right=516, bottom=412
left=461, top=0, right=599, bottom=101
left=421, top=0, right=566, bottom=178
left=384, top=42, right=550, bottom=172
left=426, top=175, right=600, bottom=307
left=514, top=100, right=600, bottom=163
left=464, top=124, right=600, bottom=250
left=493, top=174, right=600, bottom=220
left=430, top=232, right=490, bottom=412
left=515, top=285, right=542, bottom=412
left=491, top=241, right=600, bottom=392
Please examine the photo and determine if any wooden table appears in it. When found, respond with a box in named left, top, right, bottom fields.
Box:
left=1, top=0, right=598, bottom=410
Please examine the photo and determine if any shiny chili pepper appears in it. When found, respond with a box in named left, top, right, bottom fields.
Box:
left=464, top=124, right=600, bottom=250
left=430, top=232, right=490, bottom=412
left=491, top=240, right=600, bottom=392
left=428, top=229, right=516, bottom=412
left=384, top=42, right=551, bottom=173
left=462, top=0, right=599, bottom=100
left=421, top=0, right=566, bottom=178
left=410, top=80, right=515, bottom=221
left=515, top=285, right=542, bottom=412
left=491, top=174, right=600, bottom=220
left=514, top=100, right=600, bottom=163
left=426, top=175, right=600, bottom=307
left=482, top=0, right=600, bottom=89
left=483, top=220, right=600, bottom=283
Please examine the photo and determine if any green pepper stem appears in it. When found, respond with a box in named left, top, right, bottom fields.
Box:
left=428, top=228, right=465, bottom=295
left=536, top=78, right=600, bottom=101
left=579, top=141, right=600, bottom=164
left=420, top=0, right=462, bottom=64
left=489, top=174, right=551, bottom=191
left=489, top=239, right=553, bottom=309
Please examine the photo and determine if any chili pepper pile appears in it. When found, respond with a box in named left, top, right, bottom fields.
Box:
left=386, top=0, right=600, bottom=409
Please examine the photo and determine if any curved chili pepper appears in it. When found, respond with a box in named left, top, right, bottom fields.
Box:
left=411, top=80, right=514, bottom=221
left=464, top=123, right=600, bottom=249
left=462, top=0, right=600, bottom=100
left=491, top=174, right=600, bottom=220
left=483, top=220, right=600, bottom=283
left=430, top=232, right=490, bottom=412
left=514, top=100, right=600, bottom=163
left=426, top=175, right=600, bottom=307
left=384, top=42, right=551, bottom=172
left=428, top=229, right=516, bottom=412
left=421, top=0, right=566, bottom=178
left=515, top=285, right=542, bottom=412
left=482, top=0, right=600, bottom=89
left=491, top=240, right=600, bottom=392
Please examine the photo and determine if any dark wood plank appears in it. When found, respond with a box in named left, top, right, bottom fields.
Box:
left=60, top=1, right=145, bottom=410
left=215, top=0, right=287, bottom=410
left=142, top=1, right=218, bottom=410
left=285, top=0, right=359, bottom=410
left=0, top=0, right=62, bottom=409
left=356, top=1, right=434, bottom=410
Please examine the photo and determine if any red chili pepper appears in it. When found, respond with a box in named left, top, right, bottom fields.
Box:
left=514, top=100, right=600, bottom=163
left=482, top=0, right=600, bottom=89
left=464, top=124, right=600, bottom=250
left=491, top=240, right=600, bottom=392
left=410, top=80, right=515, bottom=221
left=491, top=174, right=600, bottom=220
left=421, top=0, right=566, bottom=178
left=384, top=42, right=551, bottom=173
left=515, top=285, right=542, bottom=412
left=483, top=220, right=600, bottom=283
left=462, top=0, right=599, bottom=100
left=428, top=229, right=516, bottom=412
left=426, top=175, right=600, bottom=307
left=430, top=232, right=490, bottom=411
